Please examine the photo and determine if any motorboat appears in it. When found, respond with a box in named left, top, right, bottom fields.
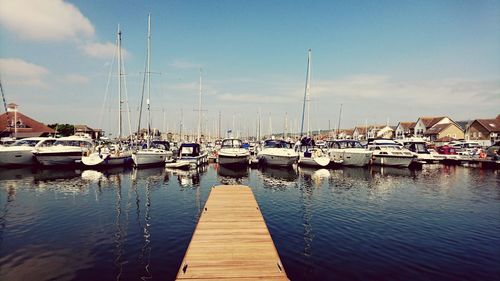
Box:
left=34, top=136, right=94, bottom=166
left=327, top=139, right=372, bottom=167
left=132, top=140, right=173, bottom=167
left=178, top=143, right=208, bottom=167
left=367, top=139, right=415, bottom=167
left=82, top=142, right=133, bottom=167
left=297, top=141, right=330, bottom=167
left=217, top=138, right=250, bottom=166
left=257, top=139, right=298, bottom=167
left=396, top=139, right=440, bottom=163
left=0, top=137, right=56, bottom=166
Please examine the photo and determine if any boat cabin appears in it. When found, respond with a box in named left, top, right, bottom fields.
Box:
left=221, top=139, right=243, bottom=148
left=151, top=140, right=170, bottom=151
left=327, top=140, right=364, bottom=149
left=263, top=139, right=293, bottom=149
left=179, top=143, right=202, bottom=157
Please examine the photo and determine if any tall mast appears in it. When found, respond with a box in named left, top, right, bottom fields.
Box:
left=307, top=49, right=311, bottom=137
left=117, top=25, right=123, bottom=139
left=337, top=103, right=343, bottom=138
left=197, top=68, right=202, bottom=143
left=147, top=14, right=151, bottom=143
left=300, top=49, right=311, bottom=138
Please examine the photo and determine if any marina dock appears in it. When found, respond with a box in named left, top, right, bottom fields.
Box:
left=176, top=185, right=289, bottom=281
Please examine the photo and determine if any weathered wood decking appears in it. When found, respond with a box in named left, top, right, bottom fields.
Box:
left=176, top=185, right=289, bottom=281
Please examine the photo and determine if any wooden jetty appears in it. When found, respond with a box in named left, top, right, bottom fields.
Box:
left=176, top=185, right=289, bottom=281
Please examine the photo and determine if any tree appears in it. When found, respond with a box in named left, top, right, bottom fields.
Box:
left=48, top=123, right=74, bottom=137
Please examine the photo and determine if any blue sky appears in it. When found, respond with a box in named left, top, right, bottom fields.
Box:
left=1, top=0, right=499, bottom=138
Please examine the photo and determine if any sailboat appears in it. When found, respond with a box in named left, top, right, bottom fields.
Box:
left=297, top=49, right=330, bottom=167
left=132, top=14, right=172, bottom=167
left=82, top=26, right=133, bottom=167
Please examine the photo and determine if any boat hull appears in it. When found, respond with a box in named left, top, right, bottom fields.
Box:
left=258, top=154, right=298, bottom=167
left=82, top=152, right=132, bottom=167
left=34, top=151, right=84, bottom=166
left=0, top=149, right=36, bottom=166
left=372, top=154, right=414, bottom=167
left=298, top=155, right=330, bottom=167
left=218, top=155, right=249, bottom=166
left=329, top=149, right=372, bottom=167
left=179, top=153, right=209, bottom=167
left=132, top=150, right=170, bottom=167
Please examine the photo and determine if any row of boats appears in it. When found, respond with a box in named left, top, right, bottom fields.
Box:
left=0, top=135, right=490, bottom=170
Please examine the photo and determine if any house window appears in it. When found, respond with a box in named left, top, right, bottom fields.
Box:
left=478, top=132, right=482, bottom=138
left=453, top=134, right=456, bottom=138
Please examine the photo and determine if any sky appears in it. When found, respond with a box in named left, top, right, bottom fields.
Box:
left=0, top=0, right=499, bottom=138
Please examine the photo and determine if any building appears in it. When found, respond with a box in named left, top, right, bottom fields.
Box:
left=413, top=116, right=453, bottom=137
left=395, top=122, right=415, bottom=139
left=467, top=115, right=500, bottom=146
left=353, top=126, right=369, bottom=140
left=74, top=125, right=102, bottom=139
left=0, top=103, right=55, bottom=138
left=423, top=123, right=465, bottom=142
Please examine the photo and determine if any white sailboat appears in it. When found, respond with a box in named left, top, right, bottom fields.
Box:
left=132, top=14, right=172, bottom=167
left=297, top=49, right=330, bottom=167
left=82, top=26, right=132, bottom=167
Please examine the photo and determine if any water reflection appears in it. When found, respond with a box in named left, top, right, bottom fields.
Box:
left=165, top=166, right=207, bottom=188
left=371, top=166, right=417, bottom=178
left=259, top=166, right=298, bottom=190
left=216, top=164, right=249, bottom=185
left=297, top=167, right=331, bottom=187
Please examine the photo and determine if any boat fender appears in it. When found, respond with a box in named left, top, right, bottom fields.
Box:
left=479, top=151, right=486, bottom=159
left=84, top=150, right=90, bottom=157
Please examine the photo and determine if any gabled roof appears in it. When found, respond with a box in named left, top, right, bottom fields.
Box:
left=0, top=110, right=55, bottom=137
left=474, top=118, right=500, bottom=133
left=423, top=123, right=452, bottom=135
left=398, top=122, right=415, bottom=130
left=418, top=116, right=447, bottom=128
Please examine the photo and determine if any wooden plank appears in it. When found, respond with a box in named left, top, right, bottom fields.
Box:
left=176, top=185, right=289, bottom=281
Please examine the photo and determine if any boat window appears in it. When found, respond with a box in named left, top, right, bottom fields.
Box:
left=181, top=146, right=193, bottom=154
left=14, top=139, right=39, bottom=147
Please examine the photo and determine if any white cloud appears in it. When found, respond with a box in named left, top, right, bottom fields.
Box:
left=0, top=58, right=49, bottom=86
left=170, top=59, right=202, bottom=69
left=79, top=42, right=129, bottom=59
left=0, top=0, right=95, bottom=41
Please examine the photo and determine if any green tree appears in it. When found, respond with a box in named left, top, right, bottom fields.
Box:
left=48, top=123, right=74, bottom=137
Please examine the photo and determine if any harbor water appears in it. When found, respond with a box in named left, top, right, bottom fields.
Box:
left=0, top=164, right=499, bottom=281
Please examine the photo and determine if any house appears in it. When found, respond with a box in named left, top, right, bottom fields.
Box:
left=0, top=103, right=55, bottom=138
left=395, top=122, right=415, bottom=139
left=334, top=129, right=354, bottom=139
left=413, top=116, right=453, bottom=137
left=74, top=125, right=102, bottom=139
left=353, top=126, right=369, bottom=140
left=466, top=115, right=500, bottom=146
left=369, top=125, right=395, bottom=139
left=423, top=123, right=465, bottom=142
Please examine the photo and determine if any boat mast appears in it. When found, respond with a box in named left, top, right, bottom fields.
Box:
left=336, top=103, right=343, bottom=138
left=300, top=49, right=311, bottom=138
left=117, top=25, right=123, bottom=139
left=147, top=14, right=151, bottom=146
left=197, top=68, right=202, bottom=143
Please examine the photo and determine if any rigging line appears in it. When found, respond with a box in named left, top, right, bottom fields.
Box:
left=98, top=27, right=118, bottom=133
left=120, top=41, right=133, bottom=140
left=137, top=47, right=148, bottom=138
left=0, top=78, right=11, bottom=135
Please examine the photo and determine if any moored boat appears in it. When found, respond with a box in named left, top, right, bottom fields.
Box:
left=327, top=139, right=372, bottom=167
left=0, top=137, right=56, bottom=166
left=34, top=136, right=94, bottom=166
left=367, top=139, right=415, bottom=167
left=217, top=138, right=250, bottom=166
left=257, top=139, right=298, bottom=167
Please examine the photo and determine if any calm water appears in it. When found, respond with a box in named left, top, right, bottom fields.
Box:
left=0, top=164, right=499, bottom=281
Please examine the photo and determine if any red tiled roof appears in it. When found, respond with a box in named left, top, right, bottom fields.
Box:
left=423, top=123, right=451, bottom=135
left=419, top=116, right=447, bottom=128
left=398, top=122, right=415, bottom=130
left=0, top=111, right=55, bottom=136
left=475, top=118, right=500, bottom=133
